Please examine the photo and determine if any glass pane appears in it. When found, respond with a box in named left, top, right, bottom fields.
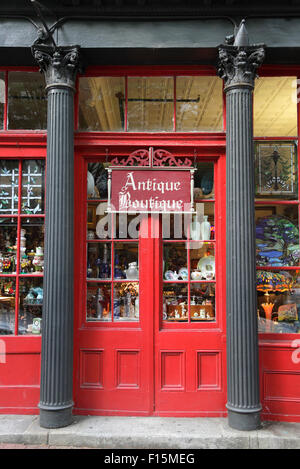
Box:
left=254, top=77, right=297, bottom=137
left=255, top=142, right=298, bottom=200
left=19, top=278, right=43, bottom=335
left=20, top=218, right=44, bottom=274
left=21, top=160, right=45, bottom=214
left=127, top=77, right=174, bottom=132
left=163, top=242, right=187, bottom=280
left=257, top=270, right=300, bottom=334
left=87, top=242, right=111, bottom=280
left=189, top=204, right=215, bottom=241
left=255, top=205, right=299, bottom=267
left=86, top=282, right=111, bottom=322
left=190, top=243, right=215, bottom=281
left=0, top=160, right=19, bottom=214
left=0, top=218, right=17, bottom=274
left=163, top=283, right=188, bottom=322
left=0, top=72, right=5, bottom=130
left=114, top=242, right=139, bottom=280
left=8, top=72, right=47, bottom=130
left=87, top=162, right=109, bottom=200
left=0, top=278, right=15, bottom=335
left=194, top=162, right=214, bottom=199
left=79, top=77, right=125, bottom=131
left=114, top=282, right=139, bottom=321
left=190, top=283, right=215, bottom=322
left=176, top=76, right=223, bottom=131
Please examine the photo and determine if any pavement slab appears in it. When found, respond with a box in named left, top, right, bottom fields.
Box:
left=0, top=415, right=299, bottom=449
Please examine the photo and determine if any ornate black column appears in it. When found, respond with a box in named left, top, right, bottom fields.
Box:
left=32, top=45, right=80, bottom=428
left=218, top=22, right=265, bottom=431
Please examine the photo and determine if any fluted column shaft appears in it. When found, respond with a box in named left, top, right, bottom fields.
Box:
left=32, top=45, right=80, bottom=429
left=226, top=85, right=261, bottom=429
left=218, top=38, right=265, bottom=430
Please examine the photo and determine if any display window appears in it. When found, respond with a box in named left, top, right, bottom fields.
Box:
left=0, top=158, right=45, bottom=335
left=254, top=73, right=300, bottom=336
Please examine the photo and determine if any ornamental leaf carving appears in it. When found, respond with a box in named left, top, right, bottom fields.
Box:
left=31, top=45, right=80, bottom=90
left=217, top=45, right=265, bottom=90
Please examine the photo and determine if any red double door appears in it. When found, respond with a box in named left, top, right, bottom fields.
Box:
left=74, top=151, right=227, bottom=416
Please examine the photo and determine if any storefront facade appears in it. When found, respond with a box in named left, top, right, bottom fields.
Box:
left=0, top=1, right=300, bottom=431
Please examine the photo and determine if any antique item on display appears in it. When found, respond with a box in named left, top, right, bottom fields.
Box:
left=31, top=317, right=42, bottom=335
left=191, top=270, right=202, bottom=280
left=178, top=267, right=188, bottom=280
left=200, top=215, right=211, bottom=240
left=87, top=171, right=96, bottom=198
left=164, top=270, right=179, bottom=281
left=197, top=255, right=215, bottom=280
left=190, top=215, right=201, bottom=241
left=278, top=303, right=298, bottom=322
left=32, top=246, right=44, bottom=272
left=124, top=261, right=139, bottom=280
left=87, top=230, right=95, bottom=240
left=256, top=215, right=299, bottom=266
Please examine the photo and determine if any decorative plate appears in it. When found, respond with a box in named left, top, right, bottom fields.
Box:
left=197, top=256, right=215, bottom=279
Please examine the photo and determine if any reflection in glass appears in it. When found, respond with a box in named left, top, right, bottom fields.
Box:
left=194, top=162, right=214, bottom=199
left=0, top=160, right=19, bottom=214
left=255, top=206, right=299, bottom=267
left=176, top=76, right=223, bottom=132
left=21, top=160, right=45, bottom=214
left=87, top=162, right=109, bottom=199
left=190, top=283, right=215, bottom=321
left=0, top=278, right=15, bottom=335
left=0, top=72, right=5, bottom=129
left=20, top=218, right=44, bottom=274
left=86, top=282, right=111, bottom=322
left=79, top=77, right=125, bottom=131
left=163, top=283, right=188, bottom=322
left=163, top=242, right=187, bottom=280
left=190, top=243, right=215, bottom=280
left=254, top=77, right=297, bottom=137
left=114, top=282, right=139, bottom=321
left=257, top=270, right=300, bottom=333
left=87, top=242, right=111, bottom=280
left=0, top=218, right=17, bottom=274
left=114, top=242, right=139, bottom=280
left=127, top=77, right=174, bottom=132
left=8, top=72, right=47, bottom=129
left=18, top=278, right=43, bottom=335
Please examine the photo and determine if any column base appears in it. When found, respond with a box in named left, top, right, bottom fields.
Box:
left=39, top=406, right=74, bottom=429
left=227, top=408, right=261, bottom=431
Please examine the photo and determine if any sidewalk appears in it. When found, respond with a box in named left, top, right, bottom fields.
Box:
left=0, top=415, right=300, bottom=449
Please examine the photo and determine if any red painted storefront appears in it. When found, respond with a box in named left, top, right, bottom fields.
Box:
left=0, top=65, right=300, bottom=422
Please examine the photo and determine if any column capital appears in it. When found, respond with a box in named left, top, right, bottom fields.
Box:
left=217, top=44, right=265, bottom=92
left=31, top=45, right=81, bottom=91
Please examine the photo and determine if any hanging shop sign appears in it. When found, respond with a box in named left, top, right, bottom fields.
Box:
left=107, top=168, right=194, bottom=214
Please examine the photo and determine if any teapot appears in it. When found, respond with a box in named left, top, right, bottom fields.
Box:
left=124, top=262, right=139, bottom=280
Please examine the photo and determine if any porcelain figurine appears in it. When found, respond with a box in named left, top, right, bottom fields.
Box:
left=32, top=246, right=44, bottom=272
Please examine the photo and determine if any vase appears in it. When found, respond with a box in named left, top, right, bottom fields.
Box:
left=190, top=216, right=201, bottom=241
left=201, top=216, right=211, bottom=240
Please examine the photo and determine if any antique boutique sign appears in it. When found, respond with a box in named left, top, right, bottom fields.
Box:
left=107, top=169, right=194, bottom=213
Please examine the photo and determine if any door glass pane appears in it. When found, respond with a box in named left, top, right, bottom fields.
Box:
left=163, top=242, right=187, bottom=280
left=79, top=77, right=125, bottom=131
left=20, top=218, right=44, bottom=274
left=190, top=283, right=215, bottom=321
left=254, top=77, right=297, bottom=137
left=19, top=278, right=43, bottom=335
left=114, top=282, right=139, bottom=322
left=163, top=283, right=188, bottom=322
left=176, top=76, right=223, bottom=132
left=114, top=242, right=139, bottom=280
left=8, top=72, right=47, bottom=129
left=87, top=282, right=111, bottom=322
left=87, top=242, right=111, bottom=280
left=0, top=278, right=15, bottom=335
left=127, top=77, right=174, bottom=132
left=0, top=160, right=19, bottom=214
left=0, top=218, right=17, bottom=274
left=21, top=160, right=45, bottom=214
